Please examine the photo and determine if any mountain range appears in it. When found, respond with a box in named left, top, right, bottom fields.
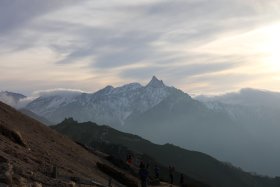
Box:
left=52, top=118, right=280, bottom=187
left=1, top=77, right=280, bottom=176
left=25, top=76, right=181, bottom=128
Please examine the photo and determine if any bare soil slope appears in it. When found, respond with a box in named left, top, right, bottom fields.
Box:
left=0, top=101, right=137, bottom=186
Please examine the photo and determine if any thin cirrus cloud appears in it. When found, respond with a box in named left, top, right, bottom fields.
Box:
left=0, top=0, right=77, bottom=33
left=0, top=0, right=280, bottom=95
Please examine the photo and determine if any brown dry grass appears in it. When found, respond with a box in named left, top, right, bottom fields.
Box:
left=0, top=102, right=138, bottom=186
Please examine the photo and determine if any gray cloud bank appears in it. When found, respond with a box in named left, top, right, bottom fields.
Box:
left=0, top=0, right=280, bottom=94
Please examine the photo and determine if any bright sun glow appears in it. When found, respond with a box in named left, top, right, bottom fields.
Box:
left=257, top=24, right=280, bottom=71
left=194, top=23, right=280, bottom=72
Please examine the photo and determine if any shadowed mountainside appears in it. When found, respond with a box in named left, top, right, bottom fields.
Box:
left=53, top=119, right=280, bottom=187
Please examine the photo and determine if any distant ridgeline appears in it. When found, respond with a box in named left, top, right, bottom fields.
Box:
left=52, top=118, right=280, bottom=187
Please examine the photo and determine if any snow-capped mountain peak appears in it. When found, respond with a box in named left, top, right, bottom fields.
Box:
left=146, top=76, right=165, bottom=88
left=95, top=85, right=114, bottom=96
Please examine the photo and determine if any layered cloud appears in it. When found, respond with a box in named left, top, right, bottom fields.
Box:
left=0, top=0, right=280, bottom=94
left=0, top=88, right=87, bottom=109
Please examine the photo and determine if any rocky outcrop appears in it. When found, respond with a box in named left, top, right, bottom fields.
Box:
left=0, top=124, right=27, bottom=147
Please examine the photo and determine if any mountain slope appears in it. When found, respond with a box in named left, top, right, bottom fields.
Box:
left=19, top=109, right=54, bottom=126
left=53, top=119, right=280, bottom=187
left=0, top=101, right=138, bottom=186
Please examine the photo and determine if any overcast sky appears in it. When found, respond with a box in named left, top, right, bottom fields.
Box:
left=1, top=0, right=280, bottom=95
